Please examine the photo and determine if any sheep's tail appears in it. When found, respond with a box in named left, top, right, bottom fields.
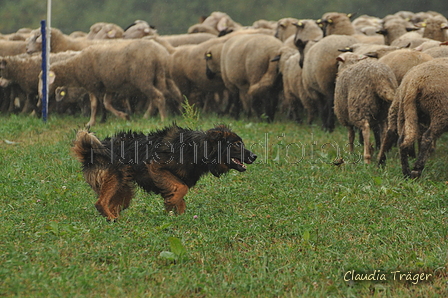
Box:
left=400, top=82, right=419, bottom=149
left=72, top=129, right=107, bottom=165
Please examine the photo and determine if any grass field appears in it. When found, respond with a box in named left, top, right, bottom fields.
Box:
left=0, top=113, right=447, bottom=297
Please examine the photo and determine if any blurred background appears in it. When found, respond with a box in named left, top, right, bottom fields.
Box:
left=0, top=0, right=447, bottom=34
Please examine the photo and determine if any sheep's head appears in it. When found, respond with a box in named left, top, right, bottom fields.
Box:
left=55, top=86, right=67, bottom=102
left=26, top=29, right=42, bottom=54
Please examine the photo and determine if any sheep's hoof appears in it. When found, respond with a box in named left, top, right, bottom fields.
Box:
left=410, top=170, right=421, bottom=179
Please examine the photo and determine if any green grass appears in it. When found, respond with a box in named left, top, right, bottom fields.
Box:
left=0, top=113, right=447, bottom=297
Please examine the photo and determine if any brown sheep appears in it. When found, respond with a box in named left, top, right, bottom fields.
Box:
left=318, top=12, right=356, bottom=36
left=421, top=15, right=448, bottom=42
left=377, top=19, right=419, bottom=45
left=54, top=86, right=89, bottom=115
left=276, top=46, right=303, bottom=122
left=86, top=22, right=124, bottom=40
left=187, top=23, right=219, bottom=35
left=201, top=11, right=242, bottom=32
left=206, top=33, right=283, bottom=121
left=376, top=49, right=434, bottom=166
left=163, top=37, right=228, bottom=113
left=301, top=34, right=359, bottom=131
left=292, top=19, right=324, bottom=67
left=318, top=12, right=384, bottom=44
left=0, top=51, right=80, bottom=114
left=159, top=33, right=217, bottom=47
left=395, top=58, right=448, bottom=178
left=41, top=39, right=170, bottom=127
left=274, top=18, right=300, bottom=42
left=0, top=40, right=27, bottom=56
left=423, top=42, right=448, bottom=58
left=123, top=20, right=157, bottom=39
left=26, top=27, right=115, bottom=54
left=334, top=52, right=398, bottom=164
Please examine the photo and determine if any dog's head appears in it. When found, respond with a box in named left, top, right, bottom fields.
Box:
left=205, top=125, right=257, bottom=177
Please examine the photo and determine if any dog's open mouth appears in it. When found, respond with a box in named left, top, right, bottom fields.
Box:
left=231, top=157, right=248, bottom=172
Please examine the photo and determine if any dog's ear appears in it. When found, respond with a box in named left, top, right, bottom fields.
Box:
left=206, top=125, right=232, bottom=141
left=206, top=129, right=224, bottom=142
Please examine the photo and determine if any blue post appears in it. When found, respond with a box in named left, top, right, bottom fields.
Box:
left=40, top=20, right=48, bottom=123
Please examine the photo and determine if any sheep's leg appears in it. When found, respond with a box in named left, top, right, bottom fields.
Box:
left=21, top=93, right=36, bottom=115
left=142, top=87, right=166, bottom=121
left=377, top=128, right=398, bottom=166
left=398, top=135, right=412, bottom=178
left=86, top=93, right=99, bottom=127
left=103, top=93, right=130, bottom=120
left=411, top=127, right=443, bottom=179
left=348, top=126, right=355, bottom=153
left=361, top=121, right=371, bottom=164
left=373, top=124, right=382, bottom=150
left=146, top=163, right=188, bottom=214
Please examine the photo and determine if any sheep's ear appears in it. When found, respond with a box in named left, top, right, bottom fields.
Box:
left=406, top=27, right=419, bottom=32
left=271, top=55, right=281, bottom=62
left=36, top=35, right=42, bottom=43
left=207, top=130, right=224, bottom=141
left=358, top=55, right=368, bottom=61
left=294, top=21, right=305, bottom=28
left=338, top=47, right=353, bottom=52
left=48, top=71, right=56, bottom=84
left=107, top=30, right=117, bottom=38
left=364, top=52, right=379, bottom=58
left=336, top=56, right=345, bottom=62
left=0, top=59, right=6, bottom=70
left=376, top=29, right=387, bottom=35
left=347, top=13, right=356, bottom=20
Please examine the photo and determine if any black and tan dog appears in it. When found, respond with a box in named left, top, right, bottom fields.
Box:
left=72, top=124, right=257, bottom=220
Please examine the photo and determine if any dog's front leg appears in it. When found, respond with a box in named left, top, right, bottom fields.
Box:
left=147, top=163, right=188, bottom=214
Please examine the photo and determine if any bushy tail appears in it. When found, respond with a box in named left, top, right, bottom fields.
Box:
left=399, top=82, right=419, bottom=149
left=72, top=129, right=107, bottom=164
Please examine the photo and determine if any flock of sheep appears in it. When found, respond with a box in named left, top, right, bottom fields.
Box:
left=0, top=10, right=448, bottom=178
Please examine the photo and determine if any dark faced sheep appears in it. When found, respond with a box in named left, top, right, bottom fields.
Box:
left=301, top=34, right=359, bottom=131
left=41, top=39, right=170, bottom=127
left=395, top=58, right=448, bottom=178
left=334, top=52, right=398, bottom=163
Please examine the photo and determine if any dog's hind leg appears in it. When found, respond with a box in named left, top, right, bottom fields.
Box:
left=147, top=163, right=189, bottom=214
